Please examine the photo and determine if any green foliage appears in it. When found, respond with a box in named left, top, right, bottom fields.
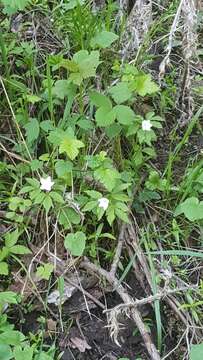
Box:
left=36, top=263, right=54, bottom=280
left=190, top=343, right=203, bottom=360
left=64, top=231, right=86, bottom=256
left=175, top=197, right=203, bottom=221
left=1, top=0, right=30, bottom=15
left=91, top=31, right=118, bottom=49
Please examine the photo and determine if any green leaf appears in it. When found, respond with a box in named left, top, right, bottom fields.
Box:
left=106, top=206, right=115, bottom=225
left=115, top=208, right=130, bottom=223
left=105, top=123, right=121, bottom=139
left=0, top=331, right=25, bottom=345
left=83, top=200, right=98, bottom=212
left=0, top=291, right=18, bottom=305
left=109, top=83, right=132, bottom=104
left=10, top=245, right=31, bottom=255
left=85, top=190, right=102, bottom=199
left=24, top=118, right=40, bottom=143
left=64, top=231, right=86, bottom=256
left=175, top=197, right=203, bottom=221
left=1, top=0, right=30, bottom=15
left=5, top=229, right=19, bottom=248
left=52, top=80, right=75, bottom=100
left=133, top=74, right=159, bottom=96
left=55, top=160, right=73, bottom=177
left=0, top=345, right=12, bottom=360
left=43, top=196, right=53, bottom=213
left=59, top=137, right=84, bottom=160
left=89, top=91, right=112, bottom=108
left=59, top=207, right=80, bottom=229
left=95, top=107, right=116, bottom=127
left=114, top=105, right=135, bottom=125
left=36, top=263, right=54, bottom=280
left=90, top=31, right=118, bottom=49
left=50, top=191, right=64, bottom=203
left=26, top=95, right=41, bottom=104
left=0, top=262, right=9, bottom=276
left=190, top=343, right=203, bottom=360
left=13, top=345, right=33, bottom=360
left=94, top=167, right=120, bottom=191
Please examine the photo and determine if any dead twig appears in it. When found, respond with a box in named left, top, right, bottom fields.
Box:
left=81, top=257, right=161, bottom=360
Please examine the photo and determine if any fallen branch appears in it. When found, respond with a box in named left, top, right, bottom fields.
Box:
left=81, top=257, right=161, bottom=360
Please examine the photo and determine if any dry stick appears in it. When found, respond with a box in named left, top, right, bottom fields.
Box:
left=81, top=257, right=161, bottom=360
left=110, top=223, right=127, bottom=277
left=126, top=224, right=198, bottom=332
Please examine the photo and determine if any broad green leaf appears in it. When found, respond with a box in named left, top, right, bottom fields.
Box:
left=95, top=107, right=116, bottom=127
left=43, top=196, right=53, bottom=213
left=13, top=345, right=33, bottom=360
left=114, top=105, right=135, bottom=125
left=59, top=207, right=80, bottom=229
left=94, top=167, right=120, bottom=191
left=52, top=80, right=75, bottom=100
left=55, top=160, right=73, bottom=177
left=106, top=206, right=115, bottom=225
left=59, top=137, right=84, bottom=160
left=50, top=191, right=64, bottom=203
left=115, top=208, right=130, bottom=223
left=26, top=95, right=41, bottom=104
left=90, top=31, right=118, bottom=49
left=0, top=262, right=8, bottom=275
left=105, top=123, right=121, bottom=139
left=10, top=245, right=31, bottom=255
left=5, top=229, right=19, bottom=248
left=36, top=263, right=54, bottom=280
left=190, top=343, right=203, bottom=360
left=133, top=74, right=159, bottom=96
left=24, top=118, right=39, bottom=143
left=85, top=190, right=102, bottom=199
left=64, top=231, right=86, bottom=256
left=109, top=83, right=132, bottom=104
left=0, top=345, right=12, bottom=360
left=0, top=331, right=25, bottom=345
left=175, top=197, right=203, bottom=221
left=89, top=91, right=112, bottom=108
left=83, top=201, right=98, bottom=212
left=0, top=292, right=18, bottom=305
left=2, top=0, right=30, bottom=15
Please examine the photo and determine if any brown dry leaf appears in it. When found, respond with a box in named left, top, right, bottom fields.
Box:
left=47, top=318, right=57, bottom=332
left=69, top=337, right=91, bottom=352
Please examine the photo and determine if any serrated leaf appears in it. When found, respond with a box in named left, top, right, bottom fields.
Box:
left=0, top=331, right=25, bottom=345
left=109, top=82, right=132, bottom=104
left=91, top=31, right=118, bottom=49
left=114, top=105, right=135, bottom=125
left=64, top=231, right=86, bottom=256
left=95, top=107, right=116, bottom=127
left=10, top=245, right=31, bottom=255
left=0, top=262, right=9, bottom=276
left=2, top=0, right=30, bottom=15
left=55, top=160, right=73, bottom=177
left=43, top=196, right=53, bottom=213
left=50, top=191, right=64, bottom=203
left=0, top=345, right=12, bottom=360
left=94, top=167, right=120, bottom=191
left=0, top=291, right=18, bottom=305
left=83, top=201, right=98, bottom=212
left=13, top=345, right=33, bottom=360
left=24, top=118, right=39, bottom=143
left=52, top=80, right=75, bottom=100
left=4, top=229, right=19, bottom=248
left=133, top=74, right=159, bottom=96
left=89, top=91, right=112, bottom=108
left=59, top=137, right=84, bottom=160
left=175, top=197, right=203, bottom=221
left=36, top=263, right=54, bottom=280
left=115, top=208, right=130, bottom=223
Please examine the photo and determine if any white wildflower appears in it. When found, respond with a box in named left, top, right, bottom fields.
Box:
left=142, top=119, right=152, bottom=131
left=98, top=197, right=109, bottom=211
left=40, top=176, right=54, bottom=192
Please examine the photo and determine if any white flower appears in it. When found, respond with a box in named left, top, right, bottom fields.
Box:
left=40, top=176, right=54, bottom=192
left=142, top=120, right=152, bottom=131
left=98, top=197, right=109, bottom=211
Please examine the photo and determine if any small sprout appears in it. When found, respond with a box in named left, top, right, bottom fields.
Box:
left=142, top=120, right=152, bottom=131
left=98, top=197, right=109, bottom=210
left=40, top=176, right=54, bottom=192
